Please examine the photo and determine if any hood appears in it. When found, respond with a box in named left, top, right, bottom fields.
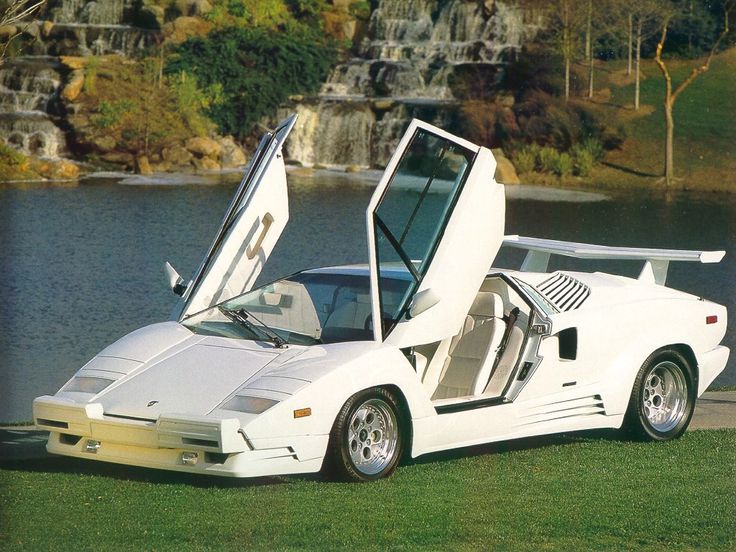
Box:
left=81, top=322, right=294, bottom=419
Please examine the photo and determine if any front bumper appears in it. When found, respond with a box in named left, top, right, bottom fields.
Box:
left=33, top=396, right=326, bottom=478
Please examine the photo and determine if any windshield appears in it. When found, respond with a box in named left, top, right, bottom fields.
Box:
left=183, top=270, right=412, bottom=345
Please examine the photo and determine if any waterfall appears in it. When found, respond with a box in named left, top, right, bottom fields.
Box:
left=0, top=58, right=66, bottom=158
left=0, top=1, right=160, bottom=162
left=287, top=0, right=536, bottom=168
left=26, top=0, right=159, bottom=57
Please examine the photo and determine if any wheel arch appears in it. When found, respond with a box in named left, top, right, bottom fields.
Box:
left=381, top=383, right=414, bottom=458
left=604, top=341, right=699, bottom=417
left=667, top=343, right=699, bottom=388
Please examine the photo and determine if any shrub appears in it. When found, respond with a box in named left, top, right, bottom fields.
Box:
left=538, top=146, right=559, bottom=173
left=513, top=90, right=610, bottom=152
left=581, top=137, right=604, bottom=162
left=168, top=26, right=336, bottom=138
left=513, top=146, right=536, bottom=174
left=554, top=152, right=573, bottom=177
left=0, top=142, right=27, bottom=165
left=571, top=145, right=594, bottom=176
left=92, top=100, right=133, bottom=129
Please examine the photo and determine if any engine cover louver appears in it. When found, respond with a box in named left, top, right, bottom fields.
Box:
left=538, top=273, right=590, bottom=311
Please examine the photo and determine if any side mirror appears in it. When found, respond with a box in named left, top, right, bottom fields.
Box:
left=408, top=288, right=440, bottom=319
left=164, top=261, right=187, bottom=296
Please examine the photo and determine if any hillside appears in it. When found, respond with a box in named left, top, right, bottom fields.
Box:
left=528, top=48, right=736, bottom=193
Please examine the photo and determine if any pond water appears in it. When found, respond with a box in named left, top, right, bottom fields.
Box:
left=1, top=172, right=734, bottom=421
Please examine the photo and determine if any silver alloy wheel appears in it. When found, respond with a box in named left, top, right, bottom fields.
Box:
left=347, top=398, right=398, bottom=475
left=642, top=360, right=688, bottom=433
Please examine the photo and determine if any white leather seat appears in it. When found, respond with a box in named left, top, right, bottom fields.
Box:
left=483, top=311, right=528, bottom=397
left=432, top=292, right=505, bottom=400
left=321, top=293, right=373, bottom=342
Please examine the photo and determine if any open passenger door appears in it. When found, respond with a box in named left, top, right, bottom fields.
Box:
left=176, top=114, right=297, bottom=320
left=367, top=120, right=505, bottom=347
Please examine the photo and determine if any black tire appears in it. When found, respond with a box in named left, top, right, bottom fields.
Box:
left=324, top=387, right=405, bottom=482
left=624, top=349, right=696, bottom=441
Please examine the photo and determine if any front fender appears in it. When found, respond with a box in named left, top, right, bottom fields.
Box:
left=239, top=343, right=434, bottom=445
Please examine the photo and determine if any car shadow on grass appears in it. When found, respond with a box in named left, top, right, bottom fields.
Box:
left=0, top=453, right=304, bottom=488
left=0, top=428, right=625, bottom=486
left=404, top=428, right=623, bottom=468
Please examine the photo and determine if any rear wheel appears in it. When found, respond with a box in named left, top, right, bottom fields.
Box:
left=624, top=350, right=696, bottom=441
left=325, top=387, right=404, bottom=482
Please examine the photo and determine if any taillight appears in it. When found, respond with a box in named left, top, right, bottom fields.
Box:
left=706, top=315, right=718, bottom=324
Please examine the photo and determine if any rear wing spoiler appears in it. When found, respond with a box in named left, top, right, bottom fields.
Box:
left=502, top=235, right=725, bottom=285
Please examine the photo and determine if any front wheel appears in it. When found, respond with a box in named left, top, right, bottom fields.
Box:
left=325, top=387, right=404, bottom=482
left=624, top=350, right=696, bottom=441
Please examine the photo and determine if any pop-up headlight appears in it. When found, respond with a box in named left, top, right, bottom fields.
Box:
left=62, top=376, right=114, bottom=394
left=221, top=395, right=278, bottom=414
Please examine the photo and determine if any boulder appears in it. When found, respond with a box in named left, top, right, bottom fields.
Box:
left=192, top=0, right=213, bottom=16
left=41, top=20, right=55, bottom=37
left=53, top=159, right=81, bottom=179
left=345, top=165, right=362, bottom=173
left=218, top=136, right=246, bottom=167
left=193, top=156, right=220, bottom=171
left=90, top=135, right=117, bottom=153
left=60, top=56, right=88, bottom=70
left=61, top=70, right=85, bottom=102
left=373, top=99, right=396, bottom=111
left=22, top=21, right=40, bottom=39
left=186, top=136, right=221, bottom=158
left=135, top=155, right=153, bottom=175
left=162, top=145, right=193, bottom=166
left=101, top=152, right=134, bottom=168
left=492, top=148, right=520, bottom=185
left=0, top=25, right=17, bottom=39
left=149, top=160, right=171, bottom=172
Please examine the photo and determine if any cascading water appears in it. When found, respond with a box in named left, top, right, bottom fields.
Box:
left=285, top=0, right=537, bottom=168
left=28, top=0, right=157, bottom=57
left=0, top=0, right=158, bottom=162
left=0, top=57, right=66, bottom=158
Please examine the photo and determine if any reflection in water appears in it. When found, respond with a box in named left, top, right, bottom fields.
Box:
left=0, top=174, right=733, bottom=421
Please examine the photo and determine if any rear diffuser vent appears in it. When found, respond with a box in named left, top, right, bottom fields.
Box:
left=538, top=273, right=590, bottom=311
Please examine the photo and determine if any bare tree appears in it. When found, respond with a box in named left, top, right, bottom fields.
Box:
left=0, top=0, right=46, bottom=64
left=627, top=12, right=633, bottom=75
left=548, top=0, right=588, bottom=101
left=654, top=0, right=734, bottom=187
left=630, top=0, right=668, bottom=110
left=584, top=0, right=620, bottom=100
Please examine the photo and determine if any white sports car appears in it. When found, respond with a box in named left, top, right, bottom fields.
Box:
left=33, top=115, right=729, bottom=481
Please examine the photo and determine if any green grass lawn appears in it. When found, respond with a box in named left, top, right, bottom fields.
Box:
left=594, top=48, right=736, bottom=190
left=1, top=429, right=734, bottom=551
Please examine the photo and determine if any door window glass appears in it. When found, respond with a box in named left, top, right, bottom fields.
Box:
left=373, top=129, right=475, bottom=337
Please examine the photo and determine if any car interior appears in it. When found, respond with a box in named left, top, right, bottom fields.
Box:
left=415, top=275, right=533, bottom=403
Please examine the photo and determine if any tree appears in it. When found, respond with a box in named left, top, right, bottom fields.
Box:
left=653, top=0, right=734, bottom=186
left=0, top=0, right=46, bottom=64
left=548, top=0, right=588, bottom=101
left=627, top=0, right=669, bottom=111
left=583, top=0, right=620, bottom=99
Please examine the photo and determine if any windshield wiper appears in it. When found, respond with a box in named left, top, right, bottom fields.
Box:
left=218, top=306, right=285, bottom=348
